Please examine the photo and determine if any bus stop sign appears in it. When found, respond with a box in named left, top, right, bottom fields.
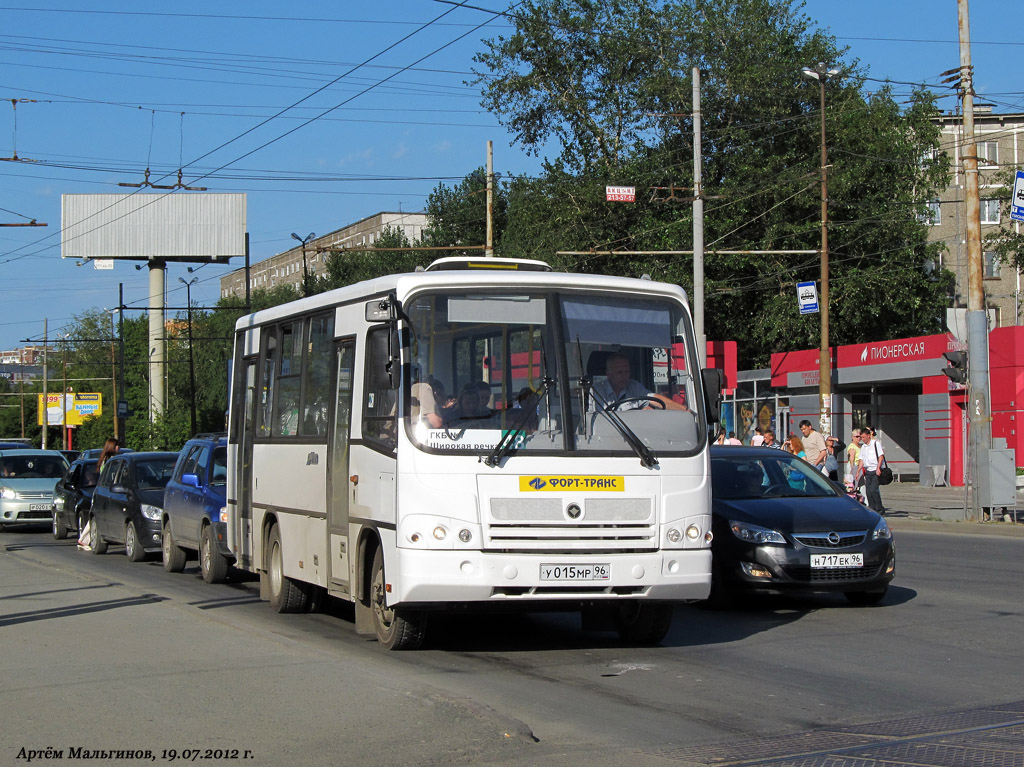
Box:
left=1011, top=170, right=1024, bottom=223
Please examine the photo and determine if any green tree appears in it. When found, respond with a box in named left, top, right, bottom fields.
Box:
left=421, top=167, right=509, bottom=255
left=319, top=225, right=431, bottom=290
left=473, top=0, right=953, bottom=367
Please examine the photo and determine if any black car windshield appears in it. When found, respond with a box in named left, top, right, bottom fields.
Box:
left=0, top=454, right=66, bottom=479
left=134, top=458, right=177, bottom=491
left=712, top=452, right=840, bottom=499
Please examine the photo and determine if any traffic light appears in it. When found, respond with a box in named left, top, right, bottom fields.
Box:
left=942, top=350, right=968, bottom=384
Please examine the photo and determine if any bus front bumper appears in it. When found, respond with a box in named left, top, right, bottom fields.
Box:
left=390, top=548, right=712, bottom=605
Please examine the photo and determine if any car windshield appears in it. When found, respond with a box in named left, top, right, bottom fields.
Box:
left=404, top=289, right=703, bottom=458
left=712, top=452, right=840, bottom=499
left=134, top=458, right=177, bottom=491
left=0, top=454, right=66, bottom=479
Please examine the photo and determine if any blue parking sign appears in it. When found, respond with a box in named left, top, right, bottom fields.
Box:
left=797, top=281, right=819, bottom=315
left=1012, top=170, right=1024, bottom=223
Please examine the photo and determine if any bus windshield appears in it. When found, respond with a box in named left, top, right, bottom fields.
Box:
left=404, top=290, right=703, bottom=458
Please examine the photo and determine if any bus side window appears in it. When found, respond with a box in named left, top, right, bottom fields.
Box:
left=363, top=326, right=397, bottom=451
left=258, top=330, right=278, bottom=438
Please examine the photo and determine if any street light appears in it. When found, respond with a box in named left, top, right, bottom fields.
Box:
left=291, top=231, right=316, bottom=297
left=178, top=276, right=199, bottom=436
left=801, top=61, right=841, bottom=437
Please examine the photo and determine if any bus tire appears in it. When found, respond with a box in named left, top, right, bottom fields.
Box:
left=90, top=517, right=108, bottom=555
left=370, top=547, right=426, bottom=651
left=267, top=524, right=309, bottom=613
left=613, top=602, right=673, bottom=645
left=162, top=524, right=187, bottom=573
left=201, top=524, right=228, bottom=584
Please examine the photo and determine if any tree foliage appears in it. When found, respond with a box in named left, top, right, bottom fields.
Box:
left=473, top=0, right=954, bottom=367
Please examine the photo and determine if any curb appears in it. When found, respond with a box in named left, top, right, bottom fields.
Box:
left=888, top=517, right=1024, bottom=537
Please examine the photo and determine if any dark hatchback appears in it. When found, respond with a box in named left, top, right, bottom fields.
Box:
left=709, top=446, right=895, bottom=605
left=52, top=457, right=100, bottom=539
left=162, top=435, right=232, bottom=583
left=89, top=452, right=178, bottom=561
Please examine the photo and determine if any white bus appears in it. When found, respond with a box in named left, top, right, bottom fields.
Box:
left=226, top=257, right=721, bottom=649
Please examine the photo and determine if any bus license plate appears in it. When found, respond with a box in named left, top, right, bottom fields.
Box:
left=540, top=564, right=610, bottom=581
left=810, top=552, right=863, bottom=569
left=29, top=504, right=50, bottom=511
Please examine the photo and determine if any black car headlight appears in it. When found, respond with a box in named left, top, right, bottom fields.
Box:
left=872, top=517, right=892, bottom=540
left=729, top=520, right=786, bottom=544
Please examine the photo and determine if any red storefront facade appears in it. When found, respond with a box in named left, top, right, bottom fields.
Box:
left=769, top=328, right=1024, bottom=486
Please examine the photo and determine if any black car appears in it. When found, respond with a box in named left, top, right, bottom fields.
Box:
left=88, top=452, right=178, bottom=561
left=709, top=446, right=895, bottom=605
left=52, top=457, right=100, bottom=539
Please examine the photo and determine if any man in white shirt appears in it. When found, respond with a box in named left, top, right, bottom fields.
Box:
left=590, top=353, right=685, bottom=412
left=857, top=428, right=885, bottom=514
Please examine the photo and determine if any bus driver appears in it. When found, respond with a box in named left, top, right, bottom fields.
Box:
left=591, top=352, right=686, bottom=411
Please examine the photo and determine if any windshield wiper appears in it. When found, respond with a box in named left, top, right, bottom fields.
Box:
left=484, top=376, right=552, bottom=467
left=575, top=338, right=658, bottom=469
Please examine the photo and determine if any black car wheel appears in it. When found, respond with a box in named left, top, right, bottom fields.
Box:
left=52, top=512, right=68, bottom=540
left=125, top=521, right=146, bottom=562
left=200, top=524, right=228, bottom=584
left=612, top=602, right=674, bottom=645
left=90, top=517, right=107, bottom=555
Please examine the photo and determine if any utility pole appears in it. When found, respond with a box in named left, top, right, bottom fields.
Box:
left=148, top=260, right=167, bottom=423
left=802, top=61, right=841, bottom=438
left=957, top=0, right=992, bottom=519
left=693, top=67, right=706, bottom=368
left=486, top=141, right=494, bottom=257
left=118, top=283, right=127, bottom=445
left=291, top=231, right=316, bottom=296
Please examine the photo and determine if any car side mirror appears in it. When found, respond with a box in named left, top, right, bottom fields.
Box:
left=111, top=484, right=127, bottom=494
left=181, top=473, right=201, bottom=488
left=701, top=367, right=724, bottom=425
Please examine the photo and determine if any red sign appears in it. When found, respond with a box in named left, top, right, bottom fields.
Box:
left=605, top=186, right=636, bottom=202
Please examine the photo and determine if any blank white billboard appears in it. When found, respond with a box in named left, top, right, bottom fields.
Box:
left=61, top=193, right=246, bottom=260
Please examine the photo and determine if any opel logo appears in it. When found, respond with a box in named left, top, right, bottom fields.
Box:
left=566, top=503, right=583, bottom=520
left=828, top=531, right=841, bottom=545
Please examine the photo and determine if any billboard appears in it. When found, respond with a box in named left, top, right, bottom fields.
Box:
left=61, top=193, right=246, bottom=262
left=37, top=393, right=103, bottom=427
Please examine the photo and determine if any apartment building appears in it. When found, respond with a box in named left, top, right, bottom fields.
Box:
left=220, top=211, right=428, bottom=300
left=928, top=108, right=1024, bottom=327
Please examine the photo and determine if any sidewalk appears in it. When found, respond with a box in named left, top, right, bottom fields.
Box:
left=878, top=479, right=1024, bottom=536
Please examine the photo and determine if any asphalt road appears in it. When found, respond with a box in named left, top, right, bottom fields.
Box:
left=1, top=525, right=1021, bottom=767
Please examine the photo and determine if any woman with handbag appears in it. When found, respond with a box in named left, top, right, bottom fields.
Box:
left=856, top=428, right=886, bottom=515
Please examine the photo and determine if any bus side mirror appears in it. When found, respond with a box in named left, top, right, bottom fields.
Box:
left=701, top=368, right=724, bottom=425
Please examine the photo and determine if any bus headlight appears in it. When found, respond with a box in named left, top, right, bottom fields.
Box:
left=685, top=524, right=701, bottom=540
left=432, top=526, right=447, bottom=541
left=666, top=528, right=681, bottom=543
left=458, top=528, right=472, bottom=543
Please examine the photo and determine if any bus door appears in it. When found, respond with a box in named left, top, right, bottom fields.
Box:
left=327, top=339, right=356, bottom=594
left=236, top=358, right=257, bottom=570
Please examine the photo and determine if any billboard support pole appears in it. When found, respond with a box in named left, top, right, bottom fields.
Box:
left=148, top=260, right=166, bottom=423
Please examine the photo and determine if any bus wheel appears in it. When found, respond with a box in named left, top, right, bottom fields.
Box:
left=267, top=524, right=309, bottom=613
left=370, top=547, right=426, bottom=651
left=162, top=524, right=187, bottom=573
left=613, top=602, right=673, bottom=645
left=200, top=524, right=228, bottom=584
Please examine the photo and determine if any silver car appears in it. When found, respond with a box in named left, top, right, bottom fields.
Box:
left=0, top=450, right=69, bottom=530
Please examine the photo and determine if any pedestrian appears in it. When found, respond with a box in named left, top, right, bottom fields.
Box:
left=761, top=430, right=783, bottom=449
left=726, top=431, right=742, bottom=445
left=798, top=419, right=828, bottom=473
left=846, top=429, right=862, bottom=492
left=714, top=431, right=726, bottom=446
left=784, top=435, right=806, bottom=459
left=78, top=437, right=120, bottom=551
left=751, top=427, right=765, bottom=447
left=857, top=427, right=886, bottom=514
left=823, top=435, right=840, bottom=481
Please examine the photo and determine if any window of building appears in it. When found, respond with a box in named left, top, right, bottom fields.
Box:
left=984, top=251, right=1002, bottom=280
left=977, top=141, right=998, bottom=165
left=920, top=200, right=941, bottom=226
left=981, top=199, right=1000, bottom=225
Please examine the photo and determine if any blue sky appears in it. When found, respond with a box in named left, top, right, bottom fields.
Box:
left=0, top=1, right=1018, bottom=352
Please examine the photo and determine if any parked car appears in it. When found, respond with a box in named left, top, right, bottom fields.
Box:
left=60, top=450, right=81, bottom=463
left=88, top=452, right=178, bottom=560
left=162, top=435, right=232, bottom=582
left=52, top=457, right=100, bottom=539
left=0, top=449, right=69, bottom=530
left=708, top=446, right=895, bottom=605
left=79, top=447, right=134, bottom=460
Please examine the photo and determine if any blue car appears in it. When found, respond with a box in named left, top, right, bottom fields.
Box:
left=162, top=435, right=232, bottom=583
